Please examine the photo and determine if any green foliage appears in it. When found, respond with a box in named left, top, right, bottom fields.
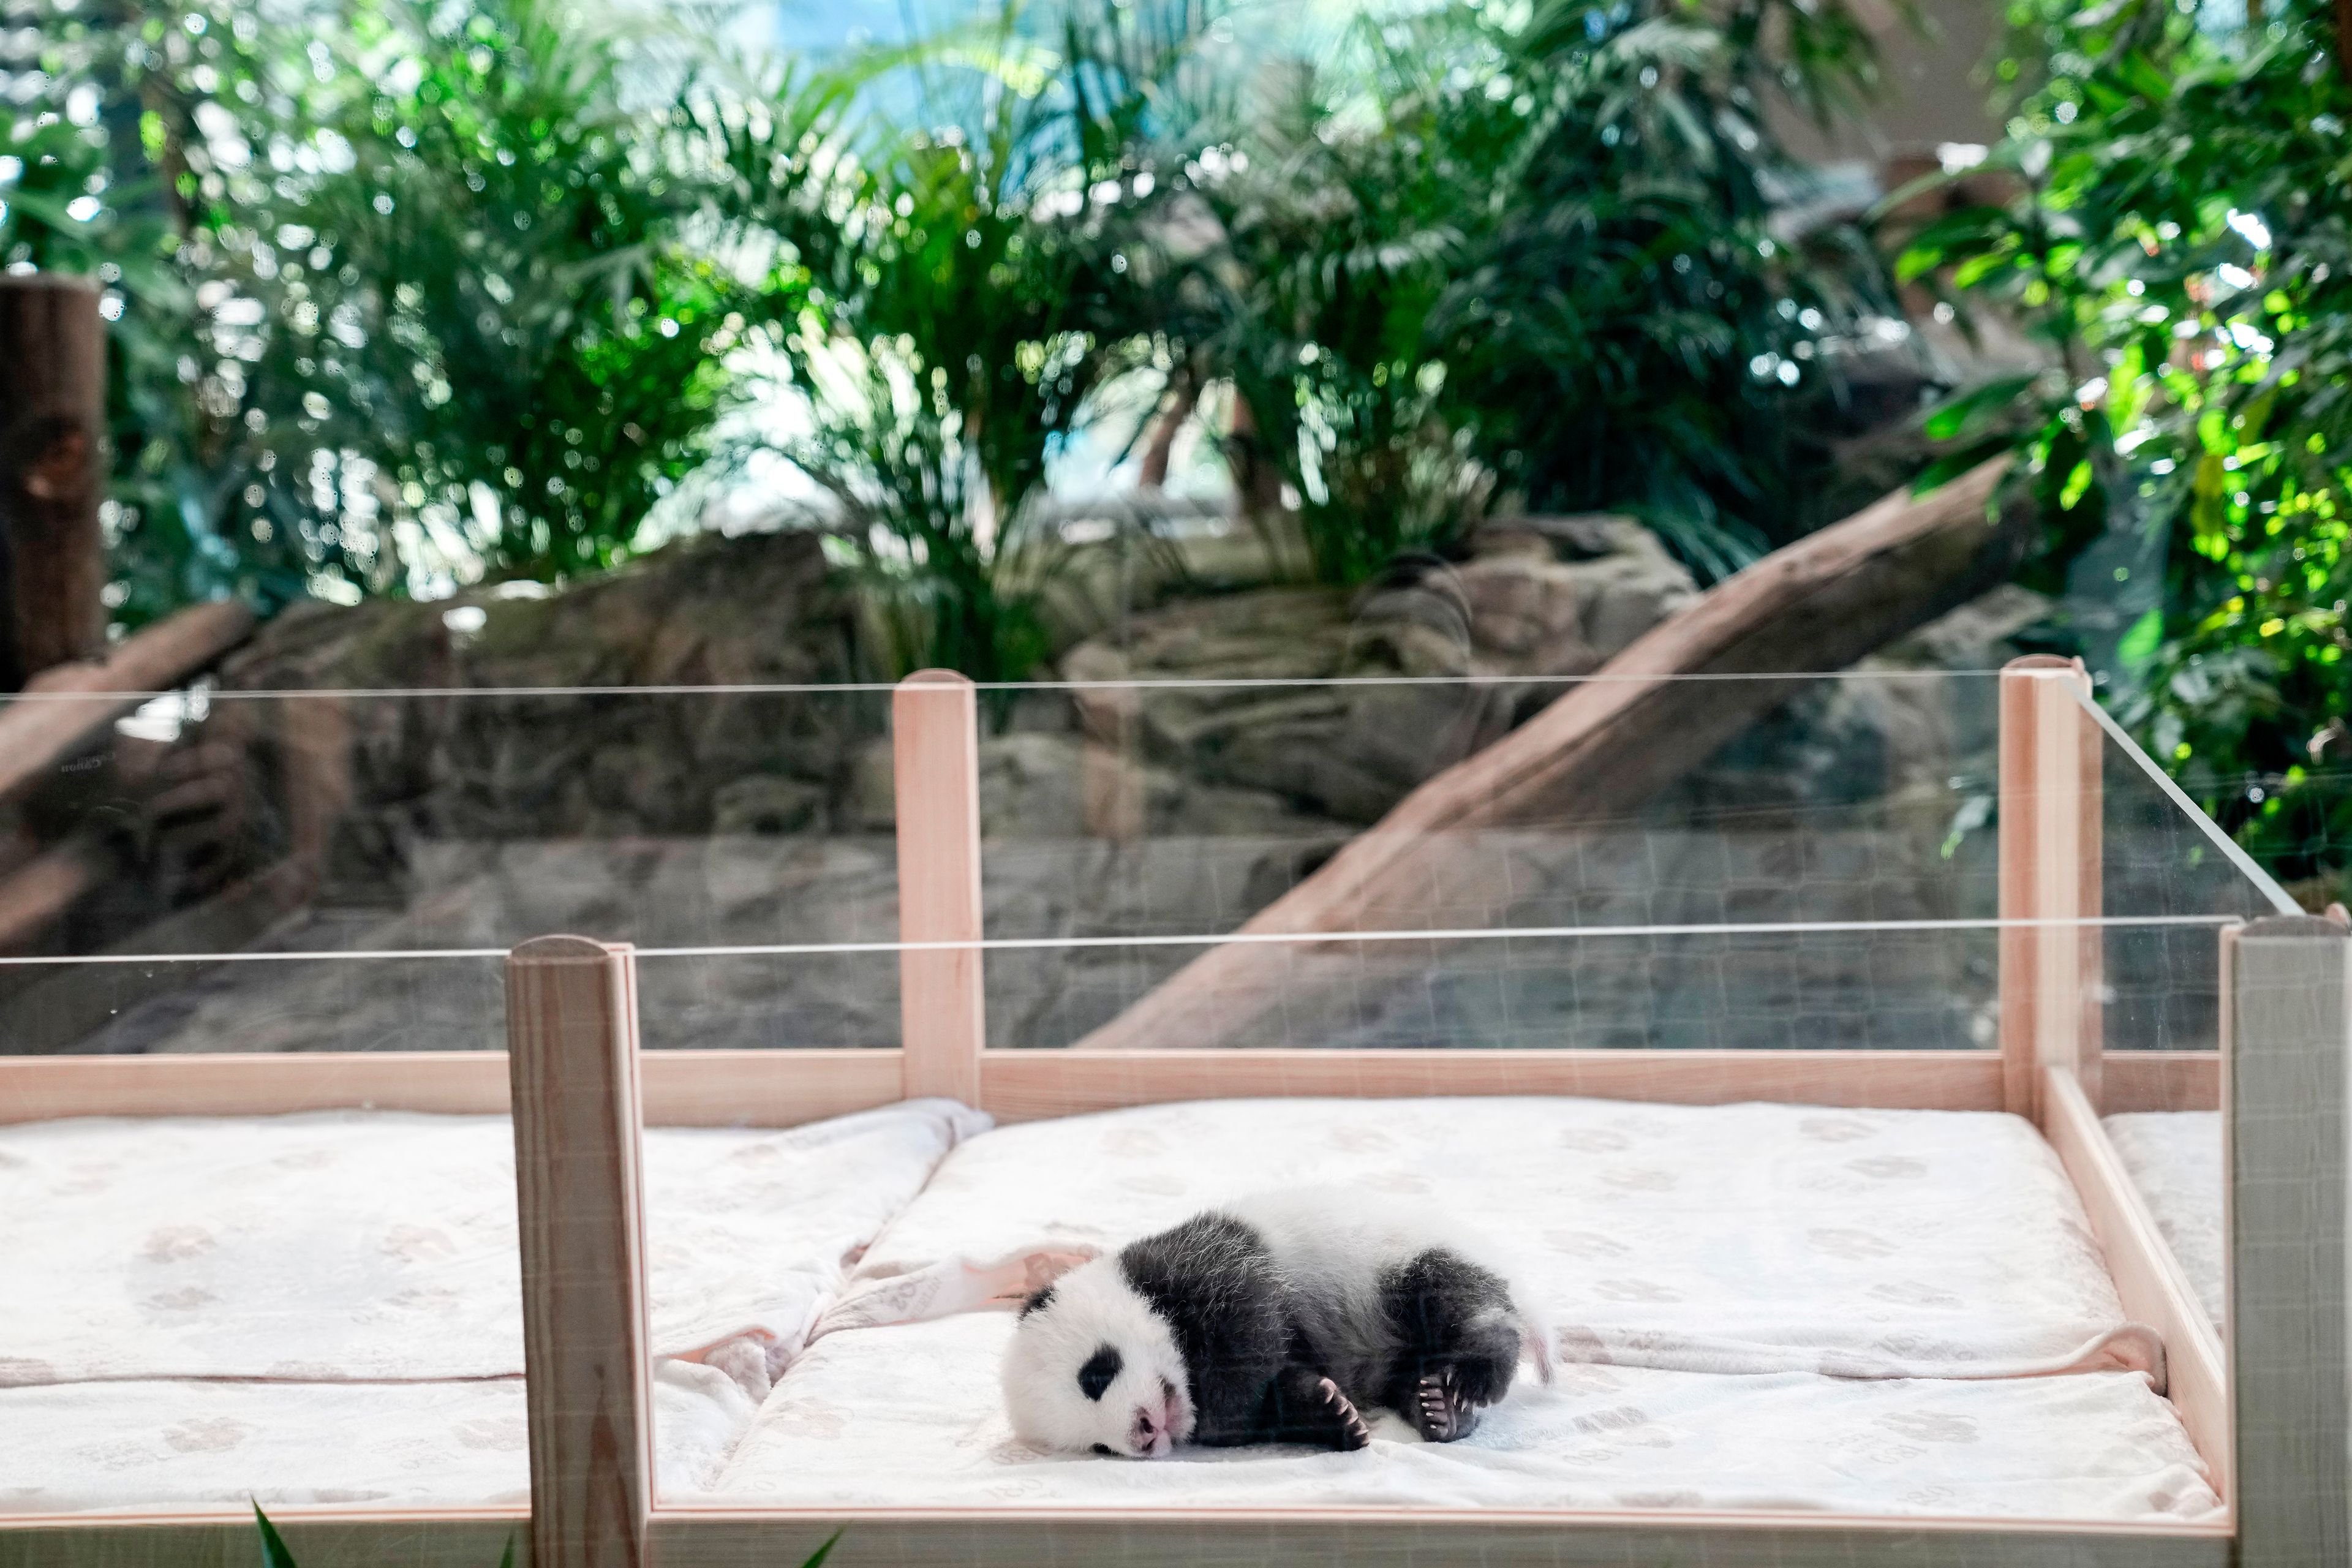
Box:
left=8, top=0, right=826, bottom=616
left=14, top=0, right=1907, bottom=665
left=254, top=1502, right=300, bottom=1568
left=1155, top=0, right=1909, bottom=584
left=293, top=0, right=750, bottom=584
left=788, top=348, right=1063, bottom=685
left=717, top=3, right=1191, bottom=680
left=252, top=1504, right=512, bottom=1567
left=1430, top=0, right=1903, bottom=578
left=1904, top=0, right=2352, bottom=887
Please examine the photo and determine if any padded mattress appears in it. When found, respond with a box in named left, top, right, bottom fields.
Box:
left=0, top=1099, right=986, bottom=1510
left=0, top=1362, right=753, bottom=1512
left=828, top=1096, right=2154, bottom=1380
left=0, top=1094, right=2222, bottom=1522
left=2103, top=1110, right=2225, bottom=1327
left=710, top=1312, right=2223, bottom=1522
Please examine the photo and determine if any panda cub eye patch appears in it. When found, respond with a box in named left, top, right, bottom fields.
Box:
left=1077, top=1344, right=1123, bottom=1401
left=1091, top=1444, right=1117, bottom=1457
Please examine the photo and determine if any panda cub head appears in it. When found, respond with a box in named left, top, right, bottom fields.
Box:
left=1001, top=1256, right=1193, bottom=1458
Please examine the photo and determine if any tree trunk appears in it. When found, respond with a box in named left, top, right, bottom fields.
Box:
left=0, top=276, right=108, bottom=691
left=1071, top=457, right=2031, bottom=1052
left=1138, top=369, right=1200, bottom=489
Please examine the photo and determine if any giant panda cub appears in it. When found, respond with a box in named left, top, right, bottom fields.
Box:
left=1002, top=1186, right=1549, bottom=1457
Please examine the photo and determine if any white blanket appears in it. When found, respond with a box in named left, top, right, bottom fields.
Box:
left=0, top=1361, right=753, bottom=1512
left=829, top=1097, right=2149, bottom=1379
left=2103, top=1111, right=2225, bottom=1327
left=710, top=1313, right=2222, bottom=1523
left=0, top=1100, right=987, bottom=1386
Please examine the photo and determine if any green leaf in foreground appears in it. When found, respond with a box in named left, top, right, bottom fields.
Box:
left=254, top=1503, right=300, bottom=1568
left=254, top=1502, right=521, bottom=1568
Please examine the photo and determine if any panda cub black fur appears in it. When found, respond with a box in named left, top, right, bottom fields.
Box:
left=1003, top=1187, right=1548, bottom=1457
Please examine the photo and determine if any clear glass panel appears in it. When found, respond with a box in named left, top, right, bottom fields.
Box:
left=978, top=669, right=2003, bottom=1050
left=1, top=686, right=903, bottom=1054
left=0, top=669, right=2265, bottom=1523
left=2092, top=678, right=2297, bottom=1057
left=2084, top=680, right=2282, bottom=1383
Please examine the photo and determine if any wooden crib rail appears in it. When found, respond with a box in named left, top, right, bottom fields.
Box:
left=1999, top=655, right=2102, bottom=1119
left=894, top=670, right=986, bottom=1105
left=499, top=932, right=2245, bottom=1568
left=507, top=935, right=652, bottom=1568
left=2038, top=1063, right=2228, bottom=1490
left=2, top=1044, right=2229, bottom=1126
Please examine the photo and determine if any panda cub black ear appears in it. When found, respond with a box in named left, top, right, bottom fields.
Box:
left=1077, top=1344, right=1123, bottom=1401
left=1019, top=1283, right=1057, bottom=1317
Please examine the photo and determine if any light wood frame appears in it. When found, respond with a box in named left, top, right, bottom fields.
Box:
left=2, top=658, right=2343, bottom=1568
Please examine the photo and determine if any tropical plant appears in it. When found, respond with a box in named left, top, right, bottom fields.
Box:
left=716, top=2, right=1202, bottom=679
left=6, top=0, right=827, bottom=618
left=784, top=345, right=1065, bottom=685
left=1429, top=0, right=1905, bottom=578
left=284, top=0, right=754, bottom=585
left=7, top=0, right=330, bottom=622
left=16, top=0, right=1919, bottom=667
left=1900, top=0, right=2352, bottom=894
left=1068, top=0, right=1916, bottom=587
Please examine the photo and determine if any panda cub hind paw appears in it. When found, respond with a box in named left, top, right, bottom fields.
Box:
left=1412, top=1365, right=1481, bottom=1444
left=1315, top=1376, right=1373, bottom=1452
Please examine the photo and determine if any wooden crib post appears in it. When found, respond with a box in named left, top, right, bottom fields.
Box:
left=894, top=669, right=986, bottom=1104
left=507, top=936, right=652, bottom=1568
left=1997, top=655, right=2103, bottom=1117
left=2225, top=915, right=2351, bottom=1566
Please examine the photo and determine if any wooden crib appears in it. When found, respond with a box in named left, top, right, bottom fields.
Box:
left=0, top=657, right=2343, bottom=1568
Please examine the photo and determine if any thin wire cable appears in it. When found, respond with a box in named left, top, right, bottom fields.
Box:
left=2061, top=681, right=2301, bottom=916
left=0, top=912, right=2241, bottom=966
left=0, top=670, right=2013, bottom=703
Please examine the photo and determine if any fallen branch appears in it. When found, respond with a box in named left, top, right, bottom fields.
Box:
left=0, top=599, right=257, bottom=803
left=1073, top=458, right=2027, bottom=1051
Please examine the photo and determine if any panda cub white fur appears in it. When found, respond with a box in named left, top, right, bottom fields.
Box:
left=1002, top=1186, right=1548, bottom=1457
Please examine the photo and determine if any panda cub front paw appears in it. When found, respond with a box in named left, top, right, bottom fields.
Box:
left=1412, top=1365, right=1480, bottom=1442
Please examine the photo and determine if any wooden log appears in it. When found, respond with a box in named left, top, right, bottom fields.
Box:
left=894, top=669, right=986, bottom=1104
left=1999, top=656, right=2103, bottom=1117
left=506, top=937, right=651, bottom=1568
left=0, top=837, right=103, bottom=953
left=1072, top=458, right=2029, bottom=1052
left=0, top=598, right=255, bottom=803
left=0, top=275, right=108, bottom=691
left=0, top=854, right=309, bottom=1052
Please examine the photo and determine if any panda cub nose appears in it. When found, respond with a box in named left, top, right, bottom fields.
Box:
left=1129, top=1379, right=1183, bottom=1457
